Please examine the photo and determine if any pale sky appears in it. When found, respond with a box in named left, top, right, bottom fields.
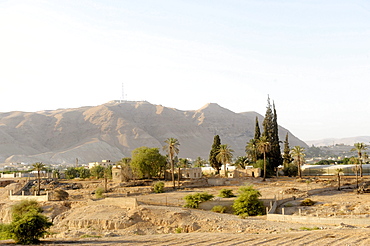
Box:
left=0, top=0, right=369, bottom=141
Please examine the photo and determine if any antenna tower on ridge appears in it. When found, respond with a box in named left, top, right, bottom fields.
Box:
left=121, top=83, right=127, bottom=102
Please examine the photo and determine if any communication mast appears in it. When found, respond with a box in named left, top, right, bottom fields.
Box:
left=121, top=83, right=127, bottom=102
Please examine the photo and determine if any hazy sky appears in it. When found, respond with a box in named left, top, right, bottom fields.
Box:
left=1, top=0, right=369, bottom=141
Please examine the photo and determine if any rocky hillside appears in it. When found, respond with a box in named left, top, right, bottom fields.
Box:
left=0, top=101, right=307, bottom=164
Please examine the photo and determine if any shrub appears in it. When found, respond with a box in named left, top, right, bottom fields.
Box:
left=211, top=205, right=227, bottom=213
left=54, top=189, right=69, bottom=201
left=7, top=200, right=52, bottom=244
left=95, top=187, right=105, bottom=199
left=183, top=192, right=214, bottom=208
left=175, top=227, right=183, bottom=233
left=300, top=198, right=316, bottom=206
left=283, top=163, right=298, bottom=177
left=0, top=224, right=11, bottom=240
left=300, top=226, right=320, bottom=231
left=153, top=181, right=165, bottom=193
left=232, top=185, right=265, bottom=217
left=218, top=189, right=235, bottom=198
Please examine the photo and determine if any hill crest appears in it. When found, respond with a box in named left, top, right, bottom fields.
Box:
left=0, top=101, right=307, bottom=164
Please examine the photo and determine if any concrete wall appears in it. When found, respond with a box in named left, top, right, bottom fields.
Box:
left=267, top=213, right=370, bottom=226
left=9, top=191, right=49, bottom=202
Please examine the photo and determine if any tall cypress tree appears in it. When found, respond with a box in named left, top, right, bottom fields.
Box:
left=246, top=118, right=261, bottom=164
left=271, top=102, right=283, bottom=169
left=209, top=135, right=222, bottom=174
left=254, top=117, right=261, bottom=140
left=261, top=96, right=282, bottom=175
left=282, top=133, right=293, bottom=168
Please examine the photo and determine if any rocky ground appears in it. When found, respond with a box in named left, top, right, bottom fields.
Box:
left=2, top=176, right=370, bottom=245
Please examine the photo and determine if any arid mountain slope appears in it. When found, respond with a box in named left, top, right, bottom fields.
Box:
left=0, top=101, right=307, bottom=164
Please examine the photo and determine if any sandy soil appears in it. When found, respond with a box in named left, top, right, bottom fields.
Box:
left=2, top=176, right=370, bottom=245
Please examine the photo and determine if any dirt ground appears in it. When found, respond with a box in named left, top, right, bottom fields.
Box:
left=2, top=176, right=370, bottom=245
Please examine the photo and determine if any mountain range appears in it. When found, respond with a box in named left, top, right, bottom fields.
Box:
left=305, top=136, right=370, bottom=147
left=0, top=101, right=307, bottom=164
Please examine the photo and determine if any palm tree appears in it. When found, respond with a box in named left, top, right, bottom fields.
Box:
left=351, top=142, right=367, bottom=177
left=291, top=146, right=305, bottom=179
left=163, top=138, right=180, bottom=188
left=216, top=144, right=234, bottom=177
left=194, top=157, right=206, bottom=167
left=256, top=136, right=271, bottom=181
left=335, top=168, right=343, bottom=191
left=32, top=162, right=45, bottom=196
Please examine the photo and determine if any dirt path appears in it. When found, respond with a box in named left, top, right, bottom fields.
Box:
left=2, top=229, right=370, bottom=245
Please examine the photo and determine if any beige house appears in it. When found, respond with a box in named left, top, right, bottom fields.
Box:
left=88, top=160, right=114, bottom=169
left=230, top=167, right=261, bottom=178
left=164, top=167, right=203, bottom=180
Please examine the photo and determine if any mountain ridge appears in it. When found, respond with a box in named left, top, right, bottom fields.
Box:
left=0, top=101, right=307, bottom=164
left=305, top=136, right=370, bottom=147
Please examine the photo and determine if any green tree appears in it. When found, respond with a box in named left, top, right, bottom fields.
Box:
left=52, top=169, right=60, bottom=179
left=282, top=133, right=293, bottom=168
left=291, top=146, right=305, bottom=179
left=7, top=200, right=52, bottom=244
left=32, top=162, right=45, bottom=196
left=232, top=185, right=264, bottom=216
left=351, top=142, right=367, bottom=177
left=131, top=147, right=167, bottom=179
left=234, top=156, right=249, bottom=169
left=76, top=167, right=90, bottom=179
left=246, top=139, right=258, bottom=164
left=178, top=158, right=191, bottom=168
left=256, top=136, right=271, bottom=181
left=193, top=157, right=206, bottom=167
left=65, top=167, right=78, bottom=179
left=261, top=97, right=282, bottom=175
left=90, top=165, right=105, bottom=179
left=216, top=144, right=234, bottom=177
left=116, top=157, right=133, bottom=182
left=270, top=102, right=283, bottom=170
left=335, top=168, right=343, bottom=191
left=254, top=116, right=261, bottom=140
left=163, top=138, right=180, bottom=188
left=209, top=135, right=222, bottom=174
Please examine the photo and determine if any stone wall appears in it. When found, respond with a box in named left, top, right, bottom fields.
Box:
left=87, top=197, right=138, bottom=209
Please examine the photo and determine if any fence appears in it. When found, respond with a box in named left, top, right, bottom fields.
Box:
left=266, top=188, right=370, bottom=226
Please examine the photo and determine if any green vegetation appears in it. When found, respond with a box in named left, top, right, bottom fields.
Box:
left=80, top=234, right=102, bottom=238
left=32, top=162, right=45, bottom=196
left=54, top=189, right=69, bottom=201
left=130, top=146, right=167, bottom=179
left=163, top=138, right=180, bottom=188
left=183, top=192, right=214, bottom=209
left=5, top=200, right=52, bottom=245
left=300, top=226, right=320, bottom=231
left=218, top=189, right=235, bottom=198
left=211, top=205, right=227, bottom=213
left=216, top=144, right=234, bottom=176
left=175, top=227, right=183, bottom=233
left=232, top=185, right=265, bottom=217
left=209, top=135, right=222, bottom=175
left=153, top=181, right=165, bottom=193
left=282, top=133, right=293, bottom=168
left=95, top=187, right=105, bottom=199
left=283, top=163, right=298, bottom=177
left=300, top=198, right=316, bottom=206
left=291, top=146, right=306, bottom=179
left=256, top=136, right=271, bottom=181
left=0, top=224, right=11, bottom=240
